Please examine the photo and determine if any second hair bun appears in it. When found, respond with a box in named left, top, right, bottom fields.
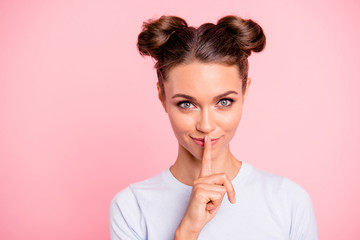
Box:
left=217, top=15, right=266, bottom=56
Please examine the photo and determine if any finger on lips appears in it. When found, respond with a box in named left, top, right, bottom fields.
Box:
left=200, top=136, right=212, bottom=177
left=199, top=136, right=236, bottom=206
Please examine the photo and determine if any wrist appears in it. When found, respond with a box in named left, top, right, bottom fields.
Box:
left=175, top=221, right=199, bottom=240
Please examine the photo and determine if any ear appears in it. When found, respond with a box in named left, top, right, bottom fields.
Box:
left=157, top=82, right=168, bottom=113
left=243, top=78, right=251, bottom=101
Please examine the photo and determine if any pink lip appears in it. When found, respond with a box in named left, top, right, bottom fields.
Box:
left=191, top=137, right=220, bottom=147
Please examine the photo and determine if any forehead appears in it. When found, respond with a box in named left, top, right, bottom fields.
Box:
left=165, top=61, right=242, bottom=98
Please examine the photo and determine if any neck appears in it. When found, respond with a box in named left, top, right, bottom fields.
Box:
left=169, top=143, right=242, bottom=186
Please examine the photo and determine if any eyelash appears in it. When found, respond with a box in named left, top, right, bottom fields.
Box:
left=177, top=98, right=234, bottom=110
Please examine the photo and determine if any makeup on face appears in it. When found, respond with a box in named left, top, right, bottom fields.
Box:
left=173, top=93, right=236, bottom=112
left=190, top=137, right=221, bottom=147
left=162, top=61, right=246, bottom=160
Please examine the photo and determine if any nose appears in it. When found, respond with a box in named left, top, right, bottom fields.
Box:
left=195, top=107, right=216, bottom=134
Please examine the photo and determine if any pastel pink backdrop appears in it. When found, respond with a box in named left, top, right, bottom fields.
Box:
left=1, top=0, right=359, bottom=239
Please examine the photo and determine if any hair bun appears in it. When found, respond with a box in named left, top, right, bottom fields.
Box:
left=217, top=15, right=266, bottom=56
left=137, top=15, right=188, bottom=60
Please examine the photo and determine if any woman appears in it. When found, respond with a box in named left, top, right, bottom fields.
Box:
left=110, top=15, right=318, bottom=240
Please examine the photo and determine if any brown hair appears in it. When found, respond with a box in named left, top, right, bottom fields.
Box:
left=137, top=15, right=266, bottom=98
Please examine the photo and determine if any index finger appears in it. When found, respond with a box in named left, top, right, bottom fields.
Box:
left=200, top=136, right=212, bottom=177
left=201, top=173, right=237, bottom=204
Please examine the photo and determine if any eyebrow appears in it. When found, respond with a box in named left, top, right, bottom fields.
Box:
left=171, top=90, right=238, bottom=101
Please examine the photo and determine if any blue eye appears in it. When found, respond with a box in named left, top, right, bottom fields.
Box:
left=178, top=101, right=194, bottom=109
left=218, top=98, right=233, bottom=107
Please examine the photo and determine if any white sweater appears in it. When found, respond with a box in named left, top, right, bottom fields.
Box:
left=110, top=161, right=318, bottom=240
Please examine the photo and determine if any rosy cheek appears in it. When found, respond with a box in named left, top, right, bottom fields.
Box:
left=168, top=109, right=195, bottom=134
left=217, top=110, right=242, bottom=132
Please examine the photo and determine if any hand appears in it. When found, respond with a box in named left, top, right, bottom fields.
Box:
left=175, top=136, right=236, bottom=239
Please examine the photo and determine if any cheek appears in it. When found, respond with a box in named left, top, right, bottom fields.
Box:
left=217, top=107, right=243, bottom=135
left=167, top=108, right=195, bottom=137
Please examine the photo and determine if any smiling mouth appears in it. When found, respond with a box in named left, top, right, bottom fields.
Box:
left=190, top=137, right=220, bottom=147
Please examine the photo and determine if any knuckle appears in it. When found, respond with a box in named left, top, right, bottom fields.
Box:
left=215, top=192, right=222, bottom=199
left=195, top=186, right=205, bottom=194
left=220, top=173, right=229, bottom=181
left=197, top=189, right=207, bottom=199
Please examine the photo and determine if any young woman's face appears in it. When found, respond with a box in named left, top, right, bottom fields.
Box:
left=159, top=61, right=250, bottom=161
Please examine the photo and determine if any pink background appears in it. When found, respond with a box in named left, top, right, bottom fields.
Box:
left=1, top=0, right=359, bottom=239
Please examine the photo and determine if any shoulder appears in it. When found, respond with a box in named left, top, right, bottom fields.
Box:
left=110, top=186, right=137, bottom=209
left=245, top=164, right=318, bottom=239
left=243, top=163, right=315, bottom=216
left=246, top=163, right=311, bottom=201
left=278, top=177, right=318, bottom=239
left=109, top=170, right=168, bottom=240
left=280, top=176, right=312, bottom=205
left=111, top=169, right=168, bottom=208
left=110, top=185, right=147, bottom=239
